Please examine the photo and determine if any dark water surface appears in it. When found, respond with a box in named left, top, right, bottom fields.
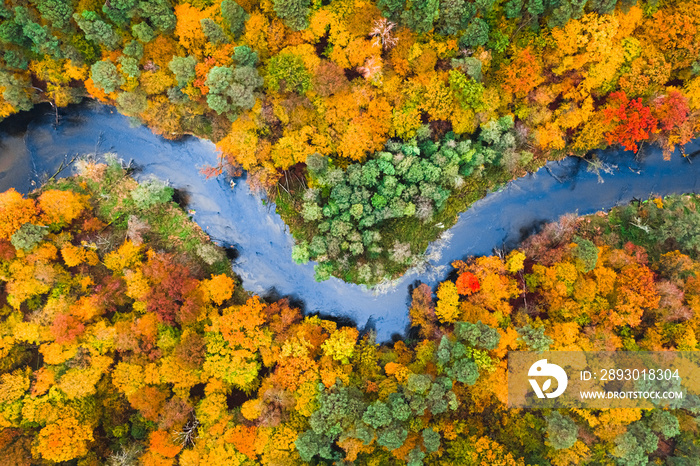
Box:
left=1, top=104, right=699, bottom=341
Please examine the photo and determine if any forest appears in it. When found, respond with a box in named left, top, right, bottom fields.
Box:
left=1, top=0, right=700, bottom=282
left=0, top=162, right=699, bottom=464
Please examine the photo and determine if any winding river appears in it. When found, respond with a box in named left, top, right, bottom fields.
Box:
left=1, top=103, right=700, bottom=341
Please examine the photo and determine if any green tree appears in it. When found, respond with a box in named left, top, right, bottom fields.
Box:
left=137, top=0, right=176, bottom=33
left=116, top=90, right=147, bottom=115
left=0, top=72, right=33, bottom=111
left=588, top=0, right=618, bottom=14
left=273, top=0, right=310, bottom=31
left=517, top=324, right=552, bottom=352
left=292, top=242, right=310, bottom=264
left=377, top=424, right=408, bottom=450
left=266, top=53, right=311, bottom=94
left=91, top=60, right=122, bottom=93
left=221, top=0, right=248, bottom=39
left=378, top=0, right=406, bottom=22
left=102, top=0, right=138, bottom=26
left=3, top=50, right=28, bottom=70
left=436, top=0, right=474, bottom=36
left=448, top=358, right=479, bottom=385
left=205, top=66, right=262, bottom=119
left=572, top=236, right=598, bottom=272
left=504, top=0, right=524, bottom=18
left=168, top=55, right=197, bottom=87
left=401, top=0, right=440, bottom=34
left=118, top=56, right=140, bottom=78
left=233, top=45, right=258, bottom=67
left=200, top=18, right=228, bottom=45
left=130, top=177, right=173, bottom=209
left=32, top=0, right=73, bottom=30
left=545, top=412, right=578, bottom=450
left=74, top=11, right=120, bottom=50
left=363, top=401, right=392, bottom=429
left=648, top=411, right=680, bottom=439
left=613, top=422, right=658, bottom=466
left=123, top=40, right=144, bottom=59
left=422, top=428, right=441, bottom=453
left=10, top=223, right=48, bottom=251
left=132, top=21, right=155, bottom=42
left=459, top=18, right=489, bottom=48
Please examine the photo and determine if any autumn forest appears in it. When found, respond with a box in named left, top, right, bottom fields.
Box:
left=1, top=0, right=700, bottom=464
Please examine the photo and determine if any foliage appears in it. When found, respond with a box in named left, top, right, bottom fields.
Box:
left=0, top=0, right=696, bottom=296
left=0, top=165, right=699, bottom=465
left=205, top=65, right=263, bottom=120
left=295, top=125, right=529, bottom=284
left=273, top=0, right=311, bottom=31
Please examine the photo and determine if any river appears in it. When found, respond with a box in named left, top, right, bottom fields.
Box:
left=1, top=103, right=699, bottom=341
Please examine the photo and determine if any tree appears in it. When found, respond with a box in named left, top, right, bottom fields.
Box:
left=10, top=223, right=47, bottom=251
left=546, top=412, right=578, bottom=450
left=117, top=82, right=145, bottom=111
left=35, top=418, right=94, bottom=462
left=572, top=236, right=598, bottom=272
left=517, top=324, right=552, bottom=351
left=221, top=0, right=248, bottom=38
left=137, top=0, right=176, bottom=33
left=168, top=55, right=197, bottom=87
left=0, top=189, right=37, bottom=240
left=448, top=358, right=479, bottom=385
left=233, top=45, right=258, bottom=67
left=435, top=281, right=460, bottom=323
left=363, top=400, right=392, bottom=429
left=38, top=189, right=88, bottom=226
left=612, top=422, right=658, bottom=466
left=266, top=53, right=311, bottom=94
left=604, top=91, right=658, bottom=153
left=454, top=321, right=500, bottom=350
left=501, top=47, right=544, bottom=98
left=73, top=11, right=120, bottom=50
left=401, top=0, right=440, bottom=34
left=648, top=410, right=680, bottom=439
left=132, top=21, right=155, bottom=42
left=130, top=177, right=173, bottom=209
left=456, top=271, right=480, bottom=295
left=34, top=0, right=73, bottom=30
left=91, top=60, right=123, bottom=94
left=200, top=18, right=227, bottom=45
left=205, top=65, right=262, bottom=119
left=460, top=18, right=489, bottom=48
left=273, top=0, right=311, bottom=31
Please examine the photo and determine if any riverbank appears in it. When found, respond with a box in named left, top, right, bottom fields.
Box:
left=3, top=104, right=700, bottom=342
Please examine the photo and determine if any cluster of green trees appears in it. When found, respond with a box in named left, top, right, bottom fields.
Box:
left=292, top=116, right=532, bottom=283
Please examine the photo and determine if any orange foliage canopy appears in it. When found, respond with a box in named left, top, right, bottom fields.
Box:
left=0, top=189, right=37, bottom=240
left=38, top=190, right=89, bottom=226
left=456, top=271, right=480, bottom=296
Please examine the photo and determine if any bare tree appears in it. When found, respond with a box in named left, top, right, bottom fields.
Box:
left=369, top=18, right=398, bottom=51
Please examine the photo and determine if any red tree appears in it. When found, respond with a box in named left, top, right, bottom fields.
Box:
left=456, top=272, right=481, bottom=296
left=603, top=91, right=658, bottom=152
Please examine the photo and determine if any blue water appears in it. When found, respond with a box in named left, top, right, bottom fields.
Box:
left=1, top=104, right=699, bottom=341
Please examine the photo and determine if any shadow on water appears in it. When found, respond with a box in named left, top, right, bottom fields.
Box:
left=3, top=103, right=700, bottom=341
